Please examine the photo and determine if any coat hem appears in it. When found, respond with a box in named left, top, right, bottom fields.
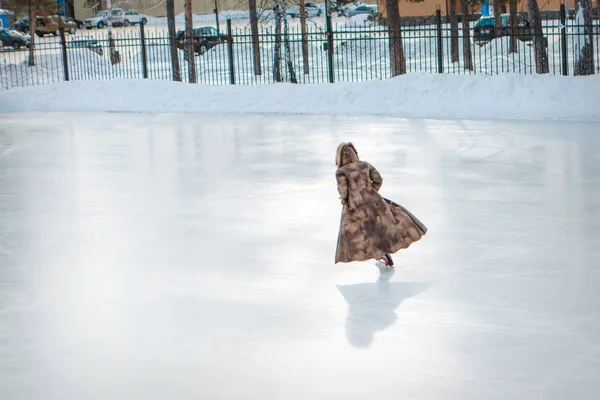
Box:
left=334, top=233, right=425, bottom=264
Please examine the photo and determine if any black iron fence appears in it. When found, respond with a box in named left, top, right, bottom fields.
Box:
left=1, top=11, right=599, bottom=90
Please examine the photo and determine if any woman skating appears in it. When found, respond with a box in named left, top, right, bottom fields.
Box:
left=334, top=142, right=427, bottom=270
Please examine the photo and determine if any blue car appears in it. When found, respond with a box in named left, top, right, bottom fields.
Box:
left=0, top=28, right=29, bottom=50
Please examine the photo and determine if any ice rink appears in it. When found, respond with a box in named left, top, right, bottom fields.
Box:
left=1, top=113, right=599, bottom=399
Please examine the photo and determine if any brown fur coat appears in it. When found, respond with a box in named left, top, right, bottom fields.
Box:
left=334, top=143, right=427, bottom=264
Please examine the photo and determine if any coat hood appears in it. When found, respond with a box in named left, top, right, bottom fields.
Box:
left=336, top=142, right=359, bottom=168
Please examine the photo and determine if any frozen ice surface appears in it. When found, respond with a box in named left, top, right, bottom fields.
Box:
left=0, top=113, right=599, bottom=400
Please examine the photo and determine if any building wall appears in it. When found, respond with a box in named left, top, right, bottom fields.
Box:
left=376, top=0, right=563, bottom=19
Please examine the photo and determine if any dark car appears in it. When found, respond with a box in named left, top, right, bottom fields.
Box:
left=473, top=14, right=538, bottom=45
left=68, top=17, right=84, bottom=29
left=68, top=38, right=104, bottom=55
left=13, top=17, right=30, bottom=33
left=0, top=29, right=29, bottom=50
left=176, top=26, right=229, bottom=55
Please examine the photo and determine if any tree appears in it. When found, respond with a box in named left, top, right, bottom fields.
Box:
left=27, top=0, right=35, bottom=66
left=527, top=0, right=548, bottom=73
left=3, top=0, right=55, bottom=67
left=573, top=0, right=595, bottom=75
left=508, top=0, right=517, bottom=53
left=2, top=0, right=55, bottom=17
left=282, top=0, right=297, bottom=83
left=384, top=0, right=406, bottom=75
left=273, top=0, right=283, bottom=82
left=299, top=0, right=309, bottom=74
left=272, top=0, right=297, bottom=83
left=449, top=0, right=459, bottom=63
left=249, top=0, right=262, bottom=75
left=106, top=0, right=120, bottom=65
left=166, top=0, right=181, bottom=81
left=492, top=0, right=502, bottom=37
left=460, top=0, right=473, bottom=70
left=184, top=0, right=196, bottom=82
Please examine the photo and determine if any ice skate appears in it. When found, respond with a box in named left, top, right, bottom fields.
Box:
left=375, top=260, right=394, bottom=273
left=376, top=254, right=395, bottom=272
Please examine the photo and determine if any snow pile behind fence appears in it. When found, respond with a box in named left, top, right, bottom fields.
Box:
left=1, top=72, right=598, bottom=122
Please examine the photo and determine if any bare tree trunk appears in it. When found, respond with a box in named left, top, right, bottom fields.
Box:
left=273, top=0, right=282, bottom=82
left=166, top=0, right=181, bottom=81
left=509, top=0, right=518, bottom=53
left=450, top=0, right=459, bottom=63
left=299, top=0, right=309, bottom=74
left=493, top=0, right=502, bottom=38
left=184, top=0, right=196, bottom=83
left=107, top=0, right=120, bottom=65
left=527, top=0, right=549, bottom=73
left=282, top=3, right=298, bottom=83
left=385, top=0, right=406, bottom=75
left=574, top=0, right=595, bottom=75
left=460, top=0, right=473, bottom=70
left=249, top=0, right=262, bottom=75
left=28, top=0, right=35, bottom=66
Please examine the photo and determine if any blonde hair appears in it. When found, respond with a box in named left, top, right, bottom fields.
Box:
left=335, top=142, right=358, bottom=168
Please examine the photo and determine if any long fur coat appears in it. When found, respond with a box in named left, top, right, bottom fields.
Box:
left=334, top=143, right=427, bottom=263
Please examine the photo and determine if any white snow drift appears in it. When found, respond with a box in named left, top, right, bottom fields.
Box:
left=0, top=73, right=599, bottom=121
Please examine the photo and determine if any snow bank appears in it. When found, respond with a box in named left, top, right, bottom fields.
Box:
left=1, top=73, right=599, bottom=121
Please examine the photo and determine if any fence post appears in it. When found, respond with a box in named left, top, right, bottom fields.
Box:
left=227, top=19, right=235, bottom=85
left=436, top=9, right=443, bottom=74
left=140, top=21, right=149, bottom=79
left=560, top=4, right=568, bottom=76
left=59, top=27, right=70, bottom=81
left=325, top=7, right=335, bottom=83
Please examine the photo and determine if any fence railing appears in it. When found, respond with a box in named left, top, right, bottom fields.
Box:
left=1, top=12, right=599, bottom=90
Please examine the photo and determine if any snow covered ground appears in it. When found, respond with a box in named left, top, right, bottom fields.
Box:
left=1, top=73, right=599, bottom=121
left=1, top=113, right=599, bottom=399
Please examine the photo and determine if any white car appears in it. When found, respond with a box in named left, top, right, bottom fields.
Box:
left=83, top=8, right=125, bottom=29
left=348, top=5, right=378, bottom=18
left=123, top=10, right=148, bottom=26
left=84, top=11, right=109, bottom=29
left=110, top=8, right=124, bottom=26
left=287, top=2, right=322, bottom=18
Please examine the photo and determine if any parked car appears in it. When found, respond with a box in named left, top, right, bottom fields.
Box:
left=0, top=28, right=29, bottom=49
left=110, top=8, right=125, bottom=26
left=35, top=15, right=77, bottom=37
left=66, top=38, right=103, bottom=56
left=68, top=17, right=84, bottom=29
left=123, top=10, right=148, bottom=26
left=472, top=14, right=541, bottom=45
left=348, top=5, right=378, bottom=18
left=84, top=8, right=125, bottom=29
left=176, top=26, right=229, bottom=55
left=287, top=2, right=322, bottom=18
left=13, top=17, right=30, bottom=33
left=84, top=11, right=109, bottom=29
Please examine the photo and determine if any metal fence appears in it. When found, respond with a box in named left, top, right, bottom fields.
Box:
left=1, top=12, right=599, bottom=90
